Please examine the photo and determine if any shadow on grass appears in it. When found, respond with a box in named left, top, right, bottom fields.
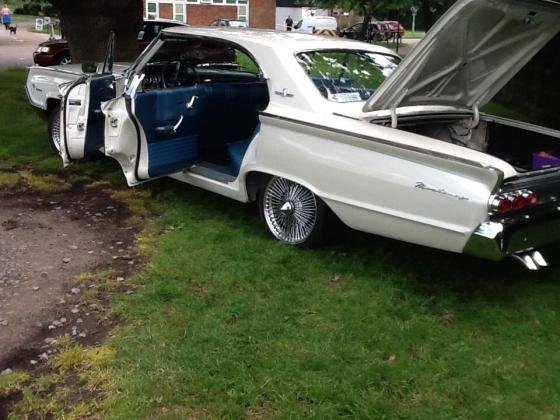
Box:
left=149, top=176, right=560, bottom=308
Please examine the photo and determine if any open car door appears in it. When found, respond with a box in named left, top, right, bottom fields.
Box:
left=101, top=36, right=209, bottom=186
left=59, top=33, right=117, bottom=166
left=60, top=74, right=116, bottom=165
left=102, top=73, right=204, bottom=186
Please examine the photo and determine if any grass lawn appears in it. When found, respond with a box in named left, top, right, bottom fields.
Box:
left=403, top=31, right=426, bottom=39
left=11, top=14, right=36, bottom=24
left=1, top=69, right=560, bottom=418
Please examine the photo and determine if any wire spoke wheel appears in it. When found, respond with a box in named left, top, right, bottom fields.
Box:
left=52, top=112, right=61, bottom=152
left=48, top=106, right=62, bottom=153
left=263, top=177, right=318, bottom=244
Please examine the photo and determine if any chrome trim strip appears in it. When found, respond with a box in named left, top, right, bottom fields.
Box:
left=332, top=112, right=360, bottom=121
left=502, top=167, right=560, bottom=187
left=481, top=113, right=560, bottom=139
left=27, top=65, right=84, bottom=77
left=260, top=111, right=488, bottom=169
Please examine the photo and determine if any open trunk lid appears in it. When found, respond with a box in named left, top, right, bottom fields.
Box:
left=363, top=0, right=560, bottom=113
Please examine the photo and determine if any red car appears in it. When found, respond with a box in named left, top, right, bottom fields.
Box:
left=33, top=19, right=188, bottom=67
left=384, top=21, right=406, bottom=38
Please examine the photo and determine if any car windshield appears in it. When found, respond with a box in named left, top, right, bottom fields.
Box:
left=296, top=50, right=400, bottom=103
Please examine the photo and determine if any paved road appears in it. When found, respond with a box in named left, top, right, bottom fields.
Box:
left=0, top=22, right=50, bottom=71
left=398, top=38, right=421, bottom=56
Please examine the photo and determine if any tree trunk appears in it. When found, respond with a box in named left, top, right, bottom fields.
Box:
left=361, top=14, right=371, bottom=42
left=52, top=0, right=143, bottom=63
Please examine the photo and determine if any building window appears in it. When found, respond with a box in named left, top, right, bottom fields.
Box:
left=147, top=2, right=157, bottom=13
left=174, top=3, right=185, bottom=22
left=147, top=0, right=251, bottom=6
left=237, top=4, right=247, bottom=21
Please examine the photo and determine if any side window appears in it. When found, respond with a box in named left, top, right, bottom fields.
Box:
left=294, top=20, right=303, bottom=29
left=234, top=51, right=259, bottom=75
left=296, top=50, right=401, bottom=102
left=195, top=45, right=262, bottom=79
left=140, top=37, right=263, bottom=91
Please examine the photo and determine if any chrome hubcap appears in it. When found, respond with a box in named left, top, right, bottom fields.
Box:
left=263, top=178, right=317, bottom=244
left=51, top=111, right=61, bottom=152
left=280, top=201, right=294, bottom=215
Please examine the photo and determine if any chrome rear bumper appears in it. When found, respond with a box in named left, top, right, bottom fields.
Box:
left=464, top=214, right=560, bottom=266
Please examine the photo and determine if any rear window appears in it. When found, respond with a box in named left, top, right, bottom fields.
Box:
left=296, top=50, right=400, bottom=103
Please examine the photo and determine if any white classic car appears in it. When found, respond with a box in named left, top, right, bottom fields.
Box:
left=26, top=0, right=560, bottom=270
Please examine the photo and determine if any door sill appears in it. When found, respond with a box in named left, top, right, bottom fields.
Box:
left=186, top=161, right=237, bottom=184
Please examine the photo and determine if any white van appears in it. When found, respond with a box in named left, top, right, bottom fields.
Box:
left=293, top=16, right=338, bottom=35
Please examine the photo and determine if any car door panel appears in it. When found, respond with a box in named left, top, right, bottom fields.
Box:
left=62, top=74, right=115, bottom=163
left=103, top=84, right=207, bottom=185
left=84, top=74, right=115, bottom=155
left=133, top=85, right=205, bottom=178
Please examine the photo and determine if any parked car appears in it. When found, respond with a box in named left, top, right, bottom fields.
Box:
left=293, top=16, right=338, bottom=35
left=33, top=38, right=72, bottom=66
left=26, top=0, right=560, bottom=270
left=384, top=20, right=406, bottom=39
left=339, top=21, right=391, bottom=42
left=339, top=22, right=364, bottom=40
left=33, top=19, right=187, bottom=67
left=209, top=19, right=248, bottom=28
left=372, top=21, right=392, bottom=41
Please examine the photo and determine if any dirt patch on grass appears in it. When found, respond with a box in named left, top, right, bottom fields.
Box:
left=0, top=186, right=141, bottom=371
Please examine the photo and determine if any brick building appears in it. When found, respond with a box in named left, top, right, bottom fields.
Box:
left=145, top=0, right=275, bottom=29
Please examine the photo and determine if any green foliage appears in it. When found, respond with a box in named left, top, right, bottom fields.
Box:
left=311, top=0, right=413, bottom=19
left=13, top=0, right=56, bottom=16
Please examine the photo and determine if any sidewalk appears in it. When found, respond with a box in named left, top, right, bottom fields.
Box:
left=0, top=21, right=50, bottom=70
left=398, top=37, right=421, bottom=55
left=376, top=37, right=421, bottom=56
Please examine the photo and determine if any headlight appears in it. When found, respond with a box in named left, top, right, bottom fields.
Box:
left=36, top=46, right=51, bottom=53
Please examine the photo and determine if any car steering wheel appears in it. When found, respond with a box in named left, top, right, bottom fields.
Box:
left=177, top=64, right=200, bottom=86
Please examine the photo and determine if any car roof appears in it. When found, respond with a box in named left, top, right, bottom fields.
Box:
left=144, top=19, right=188, bottom=26
left=162, top=26, right=396, bottom=55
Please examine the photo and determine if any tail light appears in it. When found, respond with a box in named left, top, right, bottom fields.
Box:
left=491, top=189, right=539, bottom=214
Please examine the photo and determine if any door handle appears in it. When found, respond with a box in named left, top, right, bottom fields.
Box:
left=186, top=96, right=198, bottom=109
left=155, top=115, right=184, bottom=136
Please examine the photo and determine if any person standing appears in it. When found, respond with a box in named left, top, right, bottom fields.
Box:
left=285, top=15, right=293, bottom=32
left=1, top=4, right=12, bottom=30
